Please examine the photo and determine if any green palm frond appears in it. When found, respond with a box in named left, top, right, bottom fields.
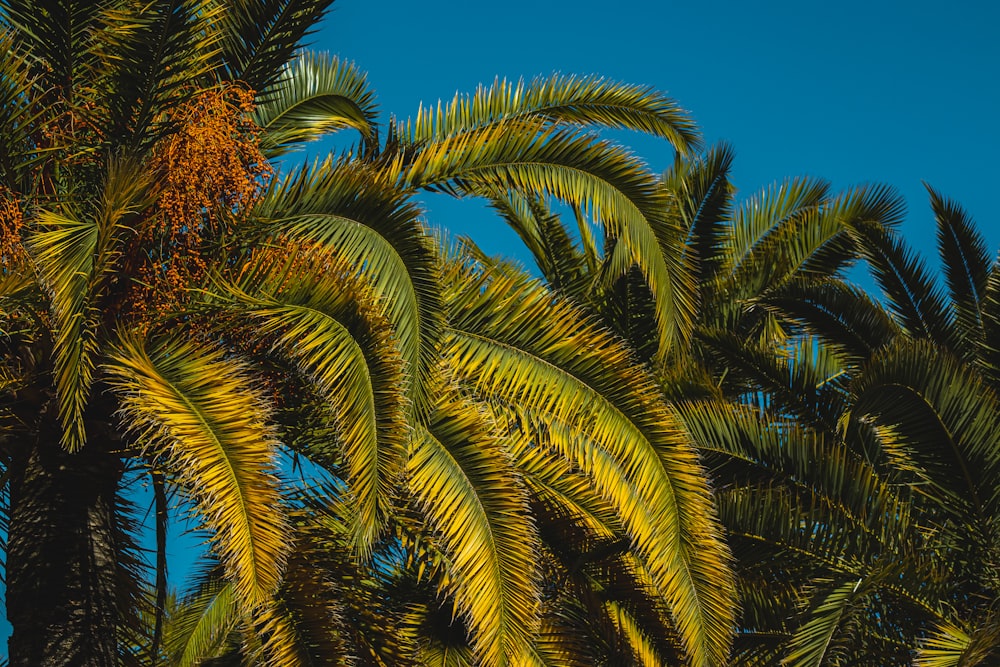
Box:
left=696, top=331, right=846, bottom=431
left=257, top=156, right=443, bottom=415
left=781, top=577, right=869, bottom=667
left=680, top=401, right=910, bottom=551
left=725, top=176, right=831, bottom=276
left=441, top=260, right=734, bottom=667
left=24, top=208, right=100, bottom=450
left=979, top=257, right=1000, bottom=387
left=212, top=246, right=408, bottom=554
left=0, top=29, right=41, bottom=184
left=666, top=142, right=735, bottom=288
left=2, top=0, right=108, bottom=98
left=484, top=191, right=590, bottom=299
left=106, top=0, right=224, bottom=148
left=916, top=616, right=1000, bottom=667
left=851, top=217, right=956, bottom=348
left=756, top=278, right=900, bottom=367
left=105, top=334, right=288, bottom=610
left=406, top=122, right=696, bottom=355
left=255, top=51, right=378, bottom=157
left=929, top=184, right=990, bottom=359
left=216, top=0, right=333, bottom=90
left=164, top=575, right=239, bottom=667
left=408, top=395, right=540, bottom=667
left=726, top=185, right=903, bottom=305
left=398, top=74, right=700, bottom=153
left=850, top=339, right=1000, bottom=519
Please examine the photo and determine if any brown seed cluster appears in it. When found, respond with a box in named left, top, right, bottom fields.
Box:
left=0, top=188, right=24, bottom=270
left=137, top=85, right=273, bottom=315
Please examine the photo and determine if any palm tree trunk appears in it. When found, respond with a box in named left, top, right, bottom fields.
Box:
left=6, top=418, right=123, bottom=667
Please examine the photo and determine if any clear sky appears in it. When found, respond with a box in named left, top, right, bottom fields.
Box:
left=316, top=0, right=999, bottom=268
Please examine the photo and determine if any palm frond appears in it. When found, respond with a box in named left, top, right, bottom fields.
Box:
left=851, top=216, right=956, bottom=348
left=24, top=208, right=99, bottom=450
left=406, top=122, right=696, bottom=355
left=850, top=338, right=1000, bottom=523
left=105, top=334, right=288, bottom=610
left=164, top=574, right=239, bottom=667
left=257, top=156, right=443, bottom=416
left=255, top=51, right=378, bottom=157
left=916, top=616, right=1000, bottom=667
left=484, top=191, right=589, bottom=299
left=756, top=278, right=900, bottom=367
left=666, top=142, right=735, bottom=288
left=408, top=395, right=540, bottom=667
left=216, top=0, right=333, bottom=90
left=106, top=0, right=224, bottom=148
left=929, top=183, right=990, bottom=359
left=212, top=246, right=408, bottom=554
left=399, top=74, right=700, bottom=153
left=441, top=261, right=734, bottom=667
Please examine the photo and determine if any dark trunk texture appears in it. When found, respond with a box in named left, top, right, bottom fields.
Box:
left=6, top=417, right=124, bottom=667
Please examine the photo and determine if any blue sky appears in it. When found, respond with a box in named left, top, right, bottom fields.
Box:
left=317, top=0, right=999, bottom=267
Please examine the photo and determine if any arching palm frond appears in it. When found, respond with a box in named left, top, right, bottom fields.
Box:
left=405, top=122, right=696, bottom=356
left=215, top=0, right=333, bottom=91
left=206, top=245, right=409, bottom=554
left=256, top=156, right=443, bottom=416
left=254, top=51, right=378, bottom=157
left=929, top=184, right=990, bottom=361
left=398, top=74, right=700, bottom=154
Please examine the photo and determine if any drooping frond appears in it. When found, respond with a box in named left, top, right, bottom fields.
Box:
left=399, top=74, right=701, bottom=154
left=216, top=0, right=333, bottom=90
left=105, top=334, right=288, bottom=610
left=0, top=30, right=38, bottom=185
left=756, top=278, right=900, bottom=367
left=851, top=216, right=956, bottom=348
left=2, top=0, right=108, bottom=101
left=929, top=183, right=990, bottom=359
left=441, top=259, right=734, bottom=667
left=484, top=191, right=589, bottom=299
left=849, top=339, right=1000, bottom=521
left=24, top=208, right=99, bottom=450
left=725, top=177, right=831, bottom=276
left=916, top=616, right=1000, bottom=667
left=666, top=142, right=735, bottom=288
left=255, top=51, right=378, bottom=157
left=210, top=245, right=408, bottom=554
left=408, top=395, right=541, bottom=667
left=164, top=574, right=239, bottom=667
left=405, top=122, right=696, bottom=355
left=257, top=156, right=442, bottom=415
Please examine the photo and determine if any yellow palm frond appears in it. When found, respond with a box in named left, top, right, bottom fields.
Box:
left=408, top=394, right=541, bottom=667
left=441, top=261, right=734, bottom=667
left=105, top=334, right=288, bottom=610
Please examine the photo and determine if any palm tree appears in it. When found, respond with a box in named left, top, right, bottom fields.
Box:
left=0, top=3, right=737, bottom=666
left=685, top=186, right=1000, bottom=665
left=0, top=0, right=394, bottom=662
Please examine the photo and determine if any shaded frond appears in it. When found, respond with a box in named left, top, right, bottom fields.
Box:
left=441, top=260, right=734, bottom=667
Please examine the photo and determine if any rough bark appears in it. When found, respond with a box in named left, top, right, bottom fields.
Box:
left=6, top=416, right=124, bottom=667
